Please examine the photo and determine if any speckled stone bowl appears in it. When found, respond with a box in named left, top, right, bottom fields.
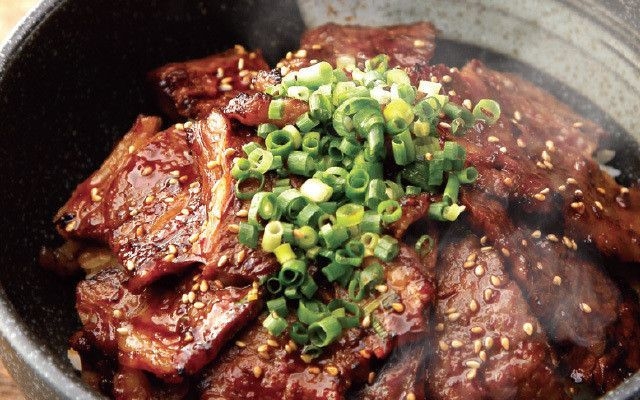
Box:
left=0, top=1, right=638, bottom=399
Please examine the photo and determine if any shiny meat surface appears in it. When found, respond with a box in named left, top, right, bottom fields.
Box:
left=354, top=344, right=427, bottom=400
left=113, top=368, right=189, bottom=400
left=148, top=46, right=269, bottom=120
left=187, top=111, right=279, bottom=284
left=223, top=91, right=309, bottom=128
left=388, top=193, right=433, bottom=239
left=278, top=22, right=436, bottom=72
left=56, top=116, right=208, bottom=290
left=198, top=244, right=433, bottom=399
left=57, top=110, right=278, bottom=290
left=428, top=233, right=569, bottom=400
left=197, top=316, right=370, bottom=400
left=76, top=266, right=262, bottom=381
left=462, top=190, right=640, bottom=393
left=422, top=60, right=640, bottom=262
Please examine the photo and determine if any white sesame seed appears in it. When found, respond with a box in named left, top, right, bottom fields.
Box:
left=466, top=360, right=481, bottom=369
left=484, top=337, right=494, bottom=349
left=580, top=303, right=592, bottom=313
left=523, top=322, right=534, bottom=336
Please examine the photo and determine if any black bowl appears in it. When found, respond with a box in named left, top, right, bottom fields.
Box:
left=0, top=1, right=639, bottom=399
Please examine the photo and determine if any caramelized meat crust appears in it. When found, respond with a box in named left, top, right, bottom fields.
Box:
left=462, top=190, right=640, bottom=393
left=427, top=234, right=569, bottom=400
left=148, top=47, right=269, bottom=120
left=76, top=266, right=262, bottom=382
left=198, top=244, right=434, bottom=399
left=278, top=22, right=436, bottom=72
left=420, top=61, right=640, bottom=262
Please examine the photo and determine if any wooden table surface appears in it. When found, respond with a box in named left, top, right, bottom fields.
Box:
left=1, top=1, right=41, bottom=398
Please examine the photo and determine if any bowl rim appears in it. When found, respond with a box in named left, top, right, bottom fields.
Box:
left=0, top=2, right=103, bottom=398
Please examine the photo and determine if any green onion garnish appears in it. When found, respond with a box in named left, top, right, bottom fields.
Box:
left=226, top=55, right=499, bottom=356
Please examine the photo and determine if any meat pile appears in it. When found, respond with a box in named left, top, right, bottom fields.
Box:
left=48, top=21, right=640, bottom=400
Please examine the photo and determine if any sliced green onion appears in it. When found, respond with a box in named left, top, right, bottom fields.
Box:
left=268, top=99, right=284, bottom=120
left=282, top=61, right=333, bottom=89
left=302, top=131, right=321, bottom=157
left=299, top=274, right=318, bottom=298
left=248, top=192, right=277, bottom=223
left=235, top=170, right=265, bottom=200
left=266, top=129, right=294, bottom=157
left=308, top=92, right=333, bottom=122
left=242, top=142, right=261, bottom=156
left=257, top=123, right=278, bottom=139
left=384, top=180, right=405, bottom=200
left=360, top=232, right=380, bottom=255
left=365, top=54, right=389, bottom=73
left=231, top=158, right=251, bottom=179
left=374, top=235, right=399, bottom=262
left=294, top=204, right=321, bottom=227
left=396, top=130, right=416, bottom=165
left=346, top=168, right=370, bottom=202
left=366, top=128, right=385, bottom=160
left=365, top=179, right=387, bottom=209
left=322, top=262, right=351, bottom=283
left=327, top=299, right=361, bottom=329
left=296, top=112, right=318, bottom=133
left=443, top=203, right=466, bottom=221
left=415, top=234, right=434, bottom=258
left=279, top=258, right=307, bottom=287
left=473, top=99, right=501, bottom=124
left=284, top=285, right=301, bottom=299
left=262, top=221, right=283, bottom=252
left=274, top=243, right=297, bottom=265
left=339, top=137, right=361, bottom=158
left=266, top=276, right=283, bottom=295
left=360, top=211, right=381, bottom=234
left=247, top=148, right=274, bottom=173
left=308, top=315, right=342, bottom=347
left=377, top=199, right=402, bottom=224
left=287, top=85, right=311, bottom=101
left=293, top=226, right=319, bottom=250
left=405, top=185, right=422, bottom=195
left=299, top=178, right=333, bottom=203
left=263, top=312, right=288, bottom=336
left=287, top=151, right=315, bottom=176
left=319, top=223, right=349, bottom=249
left=298, top=299, right=328, bottom=325
left=267, top=297, right=288, bottom=318
left=383, top=98, right=414, bottom=125
left=335, top=249, right=362, bottom=267
left=443, top=173, right=460, bottom=205
left=345, top=239, right=365, bottom=258
left=394, top=135, right=412, bottom=164
left=276, top=188, right=309, bottom=220
left=238, top=222, right=260, bottom=248
left=457, top=167, right=478, bottom=184
left=290, top=322, right=309, bottom=345
left=336, top=203, right=365, bottom=227
left=386, top=68, right=411, bottom=86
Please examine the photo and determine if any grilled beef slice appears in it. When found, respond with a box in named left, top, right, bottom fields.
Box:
left=427, top=233, right=569, bottom=400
